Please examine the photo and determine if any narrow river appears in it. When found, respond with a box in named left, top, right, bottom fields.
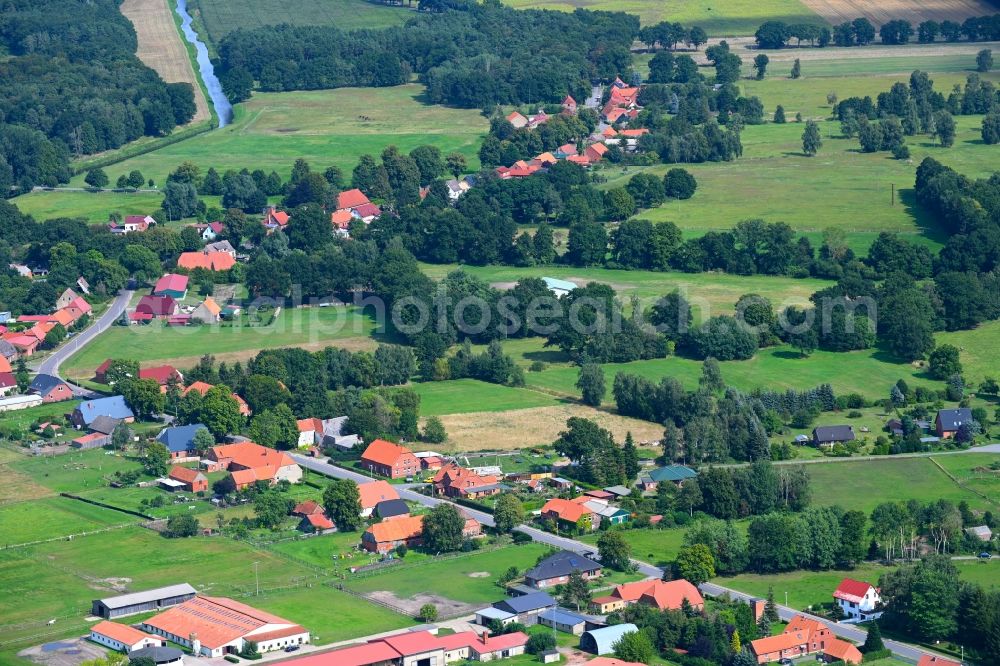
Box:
left=175, top=0, right=233, bottom=127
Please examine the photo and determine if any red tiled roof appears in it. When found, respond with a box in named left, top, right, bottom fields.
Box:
left=917, top=656, right=962, bottom=666
left=331, top=210, right=354, bottom=229
left=542, top=498, right=592, bottom=523
left=211, top=441, right=295, bottom=470
left=824, top=638, right=862, bottom=664
left=183, top=381, right=213, bottom=396
left=135, top=295, right=176, bottom=316
left=169, top=466, right=205, bottom=483
left=304, top=513, right=335, bottom=530
left=293, top=500, right=323, bottom=516
left=337, top=189, right=371, bottom=210
left=73, top=432, right=106, bottom=446
left=833, top=578, right=876, bottom=604
left=177, top=252, right=236, bottom=271
left=297, top=418, right=323, bottom=434
left=0, top=372, right=16, bottom=389
left=750, top=632, right=804, bottom=656
left=361, top=439, right=415, bottom=468
left=353, top=203, right=381, bottom=219
left=139, top=365, right=180, bottom=385
left=143, top=596, right=296, bottom=649
left=365, top=515, right=423, bottom=544
left=289, top=641, right=401, bottom=666
left=380, top=629, right=444, bottom=655
left=154, top=274, right=188, bottom=294
left=613, top=579, right=704, bottom=610
left=90, top=620, right=158, bottom=646
left=357, top=480, right=400, bottom=510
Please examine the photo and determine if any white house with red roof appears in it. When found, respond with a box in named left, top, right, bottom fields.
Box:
left=833, top=578, right=882, bottom=622
left=109, top=215, right=155, bottom=235
left=89, top=620, right=164, bottom=653
left=262, top=207, right=290, bottom=231
left=285, top=629, right=527, bottom=666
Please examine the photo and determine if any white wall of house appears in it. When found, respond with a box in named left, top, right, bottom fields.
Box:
left=836, top=588, right=881, bottom=621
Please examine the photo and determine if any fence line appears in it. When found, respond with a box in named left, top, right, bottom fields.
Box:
left=1, top=522, right=133, bottom=551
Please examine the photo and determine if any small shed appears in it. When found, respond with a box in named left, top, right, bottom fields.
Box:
left=476, top=607, right=516, bottom=627
left=539, top=648, right=560, bottom=663
left=580, top=623, right=639, bottom=655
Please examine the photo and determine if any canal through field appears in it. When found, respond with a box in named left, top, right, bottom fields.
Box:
left=175, top=0, right=233, bottom=126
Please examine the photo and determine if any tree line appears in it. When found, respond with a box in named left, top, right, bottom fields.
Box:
left=755, top=15, right=1000, bottom=49
left=0, top=0, right=196, bottom=192
left=215, top=2, right=638, bottom=109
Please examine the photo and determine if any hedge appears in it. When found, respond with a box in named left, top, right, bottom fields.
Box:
left=863, top=649, right=893, bottom=662
left=224, top=656, right=240, bottom=663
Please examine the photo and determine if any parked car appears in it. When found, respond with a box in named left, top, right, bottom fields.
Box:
left=978, top=552, right=992, bottom=560
left=284, top=645, right=300, bottom=652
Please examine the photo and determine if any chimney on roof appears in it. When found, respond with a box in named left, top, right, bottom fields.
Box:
left=481, top=629, right=489, bottom=645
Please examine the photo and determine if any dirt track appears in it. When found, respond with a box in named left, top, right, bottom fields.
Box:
left=120, top=0, right=211, bottom=123
left=798, top=0, right=996, bottom=27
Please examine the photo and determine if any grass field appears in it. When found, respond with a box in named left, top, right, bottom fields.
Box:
left=580, top=526, right=690, bottom=568
left=938, top=321, right=1000, bottom=387
left=412, top=379, right=562, bottom=416
left=0, top=497, right=132, bottom=546
left=808, top=457, right=996, bottom=513
left=12, top=449, right=142, bottom=494
left=11, top=191, right=178, bottom=223
left=503, top=0, right=823, bottom=33
left=60, top=305, right=379, bottom=379
left=63, top=86, right=487, bottom=189
left=343, top=543, right=551, bottom=604
left=929, top=452, right=1000, bottom=505
left=194, top=0, right=411, bottom=44
left=420, top=263, right=831, bottom=316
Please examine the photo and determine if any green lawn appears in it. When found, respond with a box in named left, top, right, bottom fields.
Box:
left=504, top=0, right=823, bottom=33
left=580, top=526, right=691, bottom=568
left=420, top=262, right=831, bottom=316
left=194, top=0, right=411, bottom=44
left=411, top=379, right=562, bottom=416
left=808, top=457, right=995, bottom=514
left=60, top=305, right=379, bottom=379
left=930, top=452, right=1000, bottom=505
left=0, top=400, right=79, bottom=433
left=63, top=86, right=487, bottom=189
left=11, top=191, right=181, bottom=224
left=269, top=531, right=374, bottom=573
left=938, top=321, right=1000, bottom=387
left=343, top=543, right=551, bottom=604
left=12, top=449, right=143, bottom=494
left=0, top=497, right=132, bottom=546
left=250, top=585, right=414, bottom=644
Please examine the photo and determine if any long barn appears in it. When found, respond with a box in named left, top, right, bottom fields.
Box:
left=91, top=583, right=197, bottom=619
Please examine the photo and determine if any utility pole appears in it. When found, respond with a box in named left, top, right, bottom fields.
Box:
left=784, top=591, right=788, bottom=607
left=253, top=561, right=260, bottom=596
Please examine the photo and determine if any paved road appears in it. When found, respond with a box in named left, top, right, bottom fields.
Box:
left=296, top=453, right=962, bottom=664
left=32, top=289, right=133, bottom=395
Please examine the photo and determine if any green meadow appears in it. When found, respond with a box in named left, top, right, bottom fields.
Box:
left=59, top=305, right=379, bottom=379
left=0, top=497, right=132, bottom=546
left=411, top=378, right=562, bottom=416
left=503, top=0, right=823, bottom=33
left=193, top=0, right=411, bottom=44
left=61, top=86, right=487, bottom=189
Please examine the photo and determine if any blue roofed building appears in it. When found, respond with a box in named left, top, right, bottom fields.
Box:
left=538, top=609, right=587, bottom=635
left=493, top=592, right=556, bottom=625
left=156, top=424, right=210, bottom=459
left=936, top=408, right=974, bottom=438
left=72, top=396, right=134, bottom=429
left=639, top=464, right=697, bottom=491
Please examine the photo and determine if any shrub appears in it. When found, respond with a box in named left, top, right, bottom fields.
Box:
left=224, top=656, right=240, bottom=664
left=862, top=649, right=893, bottom=662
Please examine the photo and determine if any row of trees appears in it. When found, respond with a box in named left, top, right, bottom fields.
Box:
left=216, top=3, right=638, bottom=108
left=755, top=15, right=1000, bottom=49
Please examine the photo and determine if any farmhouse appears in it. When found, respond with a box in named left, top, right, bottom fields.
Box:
left=182, top=381, right=252, bottom=416
left=639, top=464, right=697, bottom=491
left=581, top=624, right=639, bottom=656
left=374, top=499, right=410, bottom=520
left=582, top=497, right=631, bottom=527
left=193, top=221, right=225, bottom=240
left=812, top=425, right=855, bottom=447
left=592, top=579, right=703, bottom=614
left=141, top=595, right=309, bottom=657
left=296, top=416, right=358, bottom=450
left=936, top=408, right=974, bottom=438
left=358, top=480, right=401, bottom=517
left=541, top=498, right=594, bottom=531
left=263, top=207, right=290, bottom=231
left=168, top=466, right=208, bottom=493
left=0, top=371, right=16, bottom=395
left=89, top=620, right=163, bottom=653
left=433, top=463, right=502, bottom=499
left=190, top=297, right=222, bottom=323
left=833, top=578, right=881, bottom=622
left=205, top=441, right=302, bottom=489
left=156, top=424, right=209, bottom=460
left=360, top=439, right=420, bottom=479
left=524, top=549, right=602, bottom=589
left=92, top=584, right=197, bottom=619
left=749, top=615, right=861, bottom=665
left=109, top=215, right=155, bottom=235
left=72, top=432, right=110, bottom=449
left=72, top=395, right=134, bottom=428
left=299, top=512, right=336, bottom=533
left=28, top=373, right=73, bottom=402
left=135, top=295, right=178, bottom=318
left=965, top=525, right=992, bottom=541
left=361, top=514, right=425, bottom=553
left=153, top=274, right=188, bottom=300
left=139, top=365, right=183, bottom=390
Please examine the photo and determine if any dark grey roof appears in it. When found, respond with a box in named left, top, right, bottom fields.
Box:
left=89, top=415, right=122, bottom=435
left=648, top=465, right=698, bottom=482
left=813, top=425, right=855, bottom=443
left=0, top=340, right=17, bottom=358
left=539, top=609, right=586, bottom=626
left=375, top=499, right=410, bottom=519
left=493, top=591, right=556, bottom=614
left=129, top=645, right=185, bottom=663
left=937, top=408, right=973, bottom=431
left=156, top=424, right=208, bottom=453
left=97, top=583, right=196, bottom=609
left=525, top=550, right=602, bottom=582
left=29, top=373, right=67, bottom=396
left=75, top=396, right=134, bottom=425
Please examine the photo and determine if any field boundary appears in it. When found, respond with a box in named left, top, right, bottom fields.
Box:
left=929, top=456, right=999, bottom=507
left=59, top=492, right=154, bottom=520
left=71, top=121, right=214, bottom=175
